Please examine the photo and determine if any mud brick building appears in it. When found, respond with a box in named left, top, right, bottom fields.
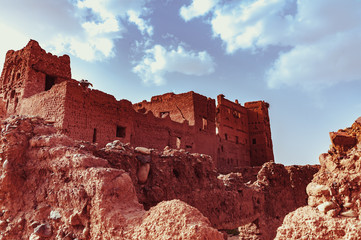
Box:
left=0, top=40, right=274, bottom=173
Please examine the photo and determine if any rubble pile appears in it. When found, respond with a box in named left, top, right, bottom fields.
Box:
left=276, top=117, right=361, bottom=239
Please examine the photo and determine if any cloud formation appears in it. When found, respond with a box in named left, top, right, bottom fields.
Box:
left=180, top=0, right=219, bottom=21
left=0, top=0, right=152, bottom=62
left=133, top=44, right=215, bottom=85
left=180, top=0, right=361, bottom=89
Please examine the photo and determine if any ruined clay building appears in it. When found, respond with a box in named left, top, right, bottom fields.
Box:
left=0, top=40, right=274, bottom=173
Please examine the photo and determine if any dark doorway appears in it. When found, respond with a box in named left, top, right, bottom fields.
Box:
left=45, top=75, right=56, bottom=91
left=116, top=126, right=126, bottom=138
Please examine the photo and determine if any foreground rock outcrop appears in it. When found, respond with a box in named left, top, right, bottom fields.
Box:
left=0, top=116, right=223, bottom=239
left=276, top=117, right=361, bottom=239
left=0, top=116, right=318, bottom=239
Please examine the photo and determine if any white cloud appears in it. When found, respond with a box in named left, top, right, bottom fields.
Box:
left=180, top=0, right=219, bottom=21
left=267, top=31, right=361, bottom=90
left=180, top=0, right=361, bottom=89
left=133, top=44, right=215, bottom=85
left=128, top=10, right=153, bottom=36
left=210, top=0, right=288, bottom=52
left=0, top=0, right=152, bottom=63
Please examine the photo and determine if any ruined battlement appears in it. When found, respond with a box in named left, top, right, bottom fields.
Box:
left=0, top=40, right=274, bottom=173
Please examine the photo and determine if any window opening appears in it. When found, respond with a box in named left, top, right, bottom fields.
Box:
left=14, top=97, right=18, bottom=110
left=10, top=90, right=15, bottom=99
left=202, top=117, right=208, bottom=130
left=116, top=126, right=126, bottom=138
left=252, top=138, right=257, bottom=144
left=45, top=75, right=56, bottom=91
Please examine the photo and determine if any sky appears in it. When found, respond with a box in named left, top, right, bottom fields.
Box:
left=1, top=0, right=361, bottom=165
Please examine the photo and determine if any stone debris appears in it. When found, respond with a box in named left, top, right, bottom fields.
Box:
left=33, top=223, right=52, bottom=237
left=276, top=117, right=361, bottom=239
left=49, top=210, right=61, bottom=220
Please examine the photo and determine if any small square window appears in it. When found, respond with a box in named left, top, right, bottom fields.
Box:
left=116, top=126, right=126, bottom=138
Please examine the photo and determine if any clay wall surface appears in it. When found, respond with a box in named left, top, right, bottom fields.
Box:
left=17, top=81, right=68, bottom=129
left=61, top=81, right=134, bottom=146
left=191, top=93, right=217, bottom=158
left=216, top=95, right=251, bottom=172
left=61, top=81, right=206, bottom=155
left=245, top=101, right=274, bottom=166
left=131, top=111, right=197, bottom=151
left=134, top=92, right=195, bottom=125
left=133, top=91, right=217, bottom=159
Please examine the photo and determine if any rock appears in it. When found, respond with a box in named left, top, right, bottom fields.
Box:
left=306, top=183, right=330, bottom=197
left=34, top=223, right=52, bottom=237
left=329, top=131, right=357, bottom=152
left=135, top=146, right=151, bottom=155
left=316, top=201, right=337, bottom=214
left=2, top=160, right=9, bottom=170
left=276, top=206, right=361, bottom=240
left=137, top=163, right=150, bottom=184
left=128, top=200, right=224, bottom=240
left=344, top=202, right=353, bottom=208
left=276, top=116, right=361, bottom=238
left=340, top=209, right=358, bottom=218
left=49, top=210, right=61, bottom=220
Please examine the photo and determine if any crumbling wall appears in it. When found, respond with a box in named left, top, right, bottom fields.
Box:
left=0, top=40, right=70, bottom=107
left=134, top=92, right=196, bottom=125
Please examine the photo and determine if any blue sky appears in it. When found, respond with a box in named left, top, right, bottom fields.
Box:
left=1, top=0, right=361, bottom=165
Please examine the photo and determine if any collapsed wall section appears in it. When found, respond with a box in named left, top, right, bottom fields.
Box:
left=134, top=92, right=196, bottom=125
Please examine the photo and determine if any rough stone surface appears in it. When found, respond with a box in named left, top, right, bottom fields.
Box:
left=0, top=116, right=222, bottom=239
left=127, top=199, right=224, bottom=240
left=276, top=117, right=361, bottom=239
left=97, top=141, right=318, bottom=240
left=0, top=116, right=318, bottom=239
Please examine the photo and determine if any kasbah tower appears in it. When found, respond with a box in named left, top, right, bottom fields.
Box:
left=0, top=40, right=274, bottom=173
